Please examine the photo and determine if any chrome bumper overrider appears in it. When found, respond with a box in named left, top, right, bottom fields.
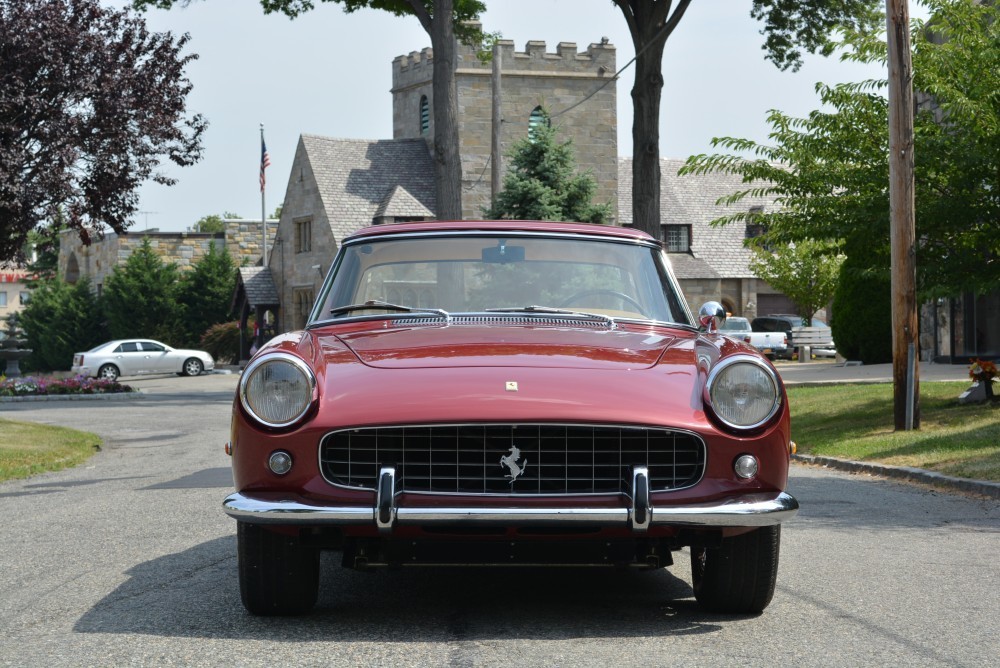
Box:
left=224, top=467, right=798, bottom=531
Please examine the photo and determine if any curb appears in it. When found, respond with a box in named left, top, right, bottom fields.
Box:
left=793, top=453, right=1000, bottom=500
left=0, top=391, right=143, bottom=403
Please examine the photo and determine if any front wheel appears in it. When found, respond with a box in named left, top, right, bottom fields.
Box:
left=97, top=364, right=120, bottom=381
left=182, top=358, right=203, bottom=376
left=691, top=525, right=781, bottom=614
left=237, top=522, right=319, bottom=615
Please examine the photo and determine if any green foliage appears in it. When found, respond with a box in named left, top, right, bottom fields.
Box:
left=102, top=238, right=184, bottom=343
left=831, top=235, right=892, bottom=364
left=178, top=243, right=237, bottom=347
left=748, top=239, right=844, bottom=325
left=1, top=0, right=205, bottom=263
left=485, top=114, right=611, bottom=224
left=19, top=277, right=106, bottom=371
left=200, top=320, right=241, bottom=365
left=682, top=0, right=1000, bottom=301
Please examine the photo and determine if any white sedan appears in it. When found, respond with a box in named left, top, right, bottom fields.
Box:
left=71, top=339, right=215, bottom=381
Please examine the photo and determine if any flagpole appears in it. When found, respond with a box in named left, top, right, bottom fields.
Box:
left=260, top=124, right=268, bottom=268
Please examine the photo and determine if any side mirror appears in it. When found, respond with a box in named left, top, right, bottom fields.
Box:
left=699, top=301, right=726, bottom=333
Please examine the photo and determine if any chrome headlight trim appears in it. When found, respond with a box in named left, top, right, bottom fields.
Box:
left=239, top=352, right=317, bottom=428
left=705, top=354, right=782, bottom=431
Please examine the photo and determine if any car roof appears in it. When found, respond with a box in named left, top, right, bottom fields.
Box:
left=343, top=220, right=656, bottom=243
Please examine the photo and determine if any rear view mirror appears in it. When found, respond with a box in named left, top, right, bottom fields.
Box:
left=482, top=242, right=525, bottom=264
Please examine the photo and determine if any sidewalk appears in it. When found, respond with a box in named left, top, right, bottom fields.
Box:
left=775, top=359, right=969, bottom=386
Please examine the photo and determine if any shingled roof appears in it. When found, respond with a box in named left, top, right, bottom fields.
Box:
left=235, top=267, right=279, bottom=308
left=618, top=158, right=778, bottom=279
left=375, top=184, right=435, bottom=219
left=299, top=135, right=436, bottom=243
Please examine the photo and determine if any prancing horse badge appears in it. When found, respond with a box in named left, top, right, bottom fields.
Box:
left=500, top=445, right=528, bottom=483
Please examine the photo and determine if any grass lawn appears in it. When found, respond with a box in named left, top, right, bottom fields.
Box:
left=787, top=381, right=1000, bottom=481
left=0, top=418, right=102, bottom=483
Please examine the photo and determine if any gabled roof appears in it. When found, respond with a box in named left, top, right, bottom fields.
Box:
left=298, top=135, right=436, bottom=243
left=618, top=158, right=778, bottom=279
left=375, top=185, right=435, bottom=219
left=235, top=267, right=279, bottom=308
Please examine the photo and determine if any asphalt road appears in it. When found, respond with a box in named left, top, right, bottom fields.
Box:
left=1, top=374, right=998, bottom=668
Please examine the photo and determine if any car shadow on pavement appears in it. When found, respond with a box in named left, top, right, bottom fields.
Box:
left=74, top=536, right=730, bottom=640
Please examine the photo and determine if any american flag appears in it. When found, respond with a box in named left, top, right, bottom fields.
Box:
left=259, top=135, right=271, bottom=192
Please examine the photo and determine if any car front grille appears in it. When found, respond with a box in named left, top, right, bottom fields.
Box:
left=319, top=424, right=705, bottom=495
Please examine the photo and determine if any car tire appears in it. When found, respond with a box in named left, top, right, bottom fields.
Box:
left=182, top=358, right=203, bottom=376
left=97, top=364, right=120, bottom=382
left=691, top=525, right=780, bottom=614
left=237, top=522, right=320, bottom=616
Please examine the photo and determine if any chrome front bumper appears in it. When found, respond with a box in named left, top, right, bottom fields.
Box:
left=224, top=467, right=798, bottom=531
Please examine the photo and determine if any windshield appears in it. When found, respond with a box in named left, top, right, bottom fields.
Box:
left=312, top=233, right=692, bottom=326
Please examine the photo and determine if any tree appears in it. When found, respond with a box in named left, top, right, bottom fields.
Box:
left=102, top=238, right=185, bottom=343
left=681, top=0, right=1000, bottom=299
left=133, top=0, right=486, bottom=221
left=178, top=243, right=237, bottom=347
left=613, top=0, right=883, bottom=239
left=0, top=0, right=206, bottom=264
left=748, top=239, right=844, bottom=326
left=485, top=113, right=611, bottom=224
left=194, top=211, right=239, bottom=233
left=20, top=277, right=106, bottom=371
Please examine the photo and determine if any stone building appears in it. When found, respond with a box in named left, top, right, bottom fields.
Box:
left=392, top=36, right=618, bottom=220
left=57, top=219, right=278, bottom=294
left=268, top=135, right=436, bottom=333
left=618, top=158, right=797, bottom=320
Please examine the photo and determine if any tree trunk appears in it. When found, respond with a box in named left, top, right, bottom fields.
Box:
left=617, top=0, right=691, bottom=240
left=631, top=31, right=667, bottom=240
left=427, top=0, right=464, bottom=221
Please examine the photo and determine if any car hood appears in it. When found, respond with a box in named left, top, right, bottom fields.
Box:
left=333, top=324, right=678, bottom=370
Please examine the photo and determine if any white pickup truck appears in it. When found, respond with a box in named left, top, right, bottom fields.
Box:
left=719, top=317, right=788, bottom=360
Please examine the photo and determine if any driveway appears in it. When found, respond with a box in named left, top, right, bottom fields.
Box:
left=0, top=374, right=997, bottom=667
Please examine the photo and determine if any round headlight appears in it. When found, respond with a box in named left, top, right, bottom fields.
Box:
left=706, top=356, right=781, bottom=430
left=240, top=353, right=316, bottom=428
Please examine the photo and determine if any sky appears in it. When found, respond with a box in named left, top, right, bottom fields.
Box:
left=104, top=0, right=905, bottom=233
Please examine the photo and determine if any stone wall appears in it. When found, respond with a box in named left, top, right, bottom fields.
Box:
left=392, top=38, right=618, bottom=222
left=58, top=220, right=278, bottom=291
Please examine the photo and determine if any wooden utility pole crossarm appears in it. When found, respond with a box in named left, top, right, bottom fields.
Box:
left=886, top=0, right=919, bottom=430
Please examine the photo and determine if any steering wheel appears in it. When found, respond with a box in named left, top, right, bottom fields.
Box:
left=559, top=289, right=647, bottom=315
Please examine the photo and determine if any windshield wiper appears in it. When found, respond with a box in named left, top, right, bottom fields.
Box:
left=329, top=300, right=450, bottom=320
left=484, top=305, right=617, bottom=329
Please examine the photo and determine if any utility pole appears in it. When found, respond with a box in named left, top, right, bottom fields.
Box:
left=887, top=0, right=919, bottom=430
left=490, top=42, right=502, bottom=205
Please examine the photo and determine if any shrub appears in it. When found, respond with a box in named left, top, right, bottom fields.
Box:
left=0, top=375, right=134, bottom=397
left=200, top=321, right=240, bottom=365
left=831, top=237, right=892, bottom=364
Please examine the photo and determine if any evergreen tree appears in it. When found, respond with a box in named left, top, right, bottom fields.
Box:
left=178, top=243, right=236, bottom=347
left=485, top=113, right=611, bottom=224
left=19, top=277, right=106, bottom=371
left=102, top=237, right=184, bottom=343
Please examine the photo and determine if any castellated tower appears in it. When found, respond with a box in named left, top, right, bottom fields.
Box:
left=392, top=35, right=618, bottom=222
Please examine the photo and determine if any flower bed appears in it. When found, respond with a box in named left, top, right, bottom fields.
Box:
left=0, top=375, right=136, bottom=397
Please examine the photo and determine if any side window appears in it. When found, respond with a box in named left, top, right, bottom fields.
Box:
left=115, top=342, right=140, bottom=353
left=419, top=95, right=430, bottom=136
left=141, top=342, right=166, bottom=352
left=528, top=106, right=549, bottom=142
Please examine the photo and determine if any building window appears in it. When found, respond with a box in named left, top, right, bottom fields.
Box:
left=745, top=205, right=769, bottom=248
left=419, top=95, right=430, bottom=136
left=662, top=224, right=691, bottom=252
left=528, top=106, right=549, bottom=141
left=19, top=291, right=29, bottom=305
left=0, top=291, right=6, bottom=307
left=293, top=287, right=315, bottom=330
left=294, top=219, right=312, bottom=253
